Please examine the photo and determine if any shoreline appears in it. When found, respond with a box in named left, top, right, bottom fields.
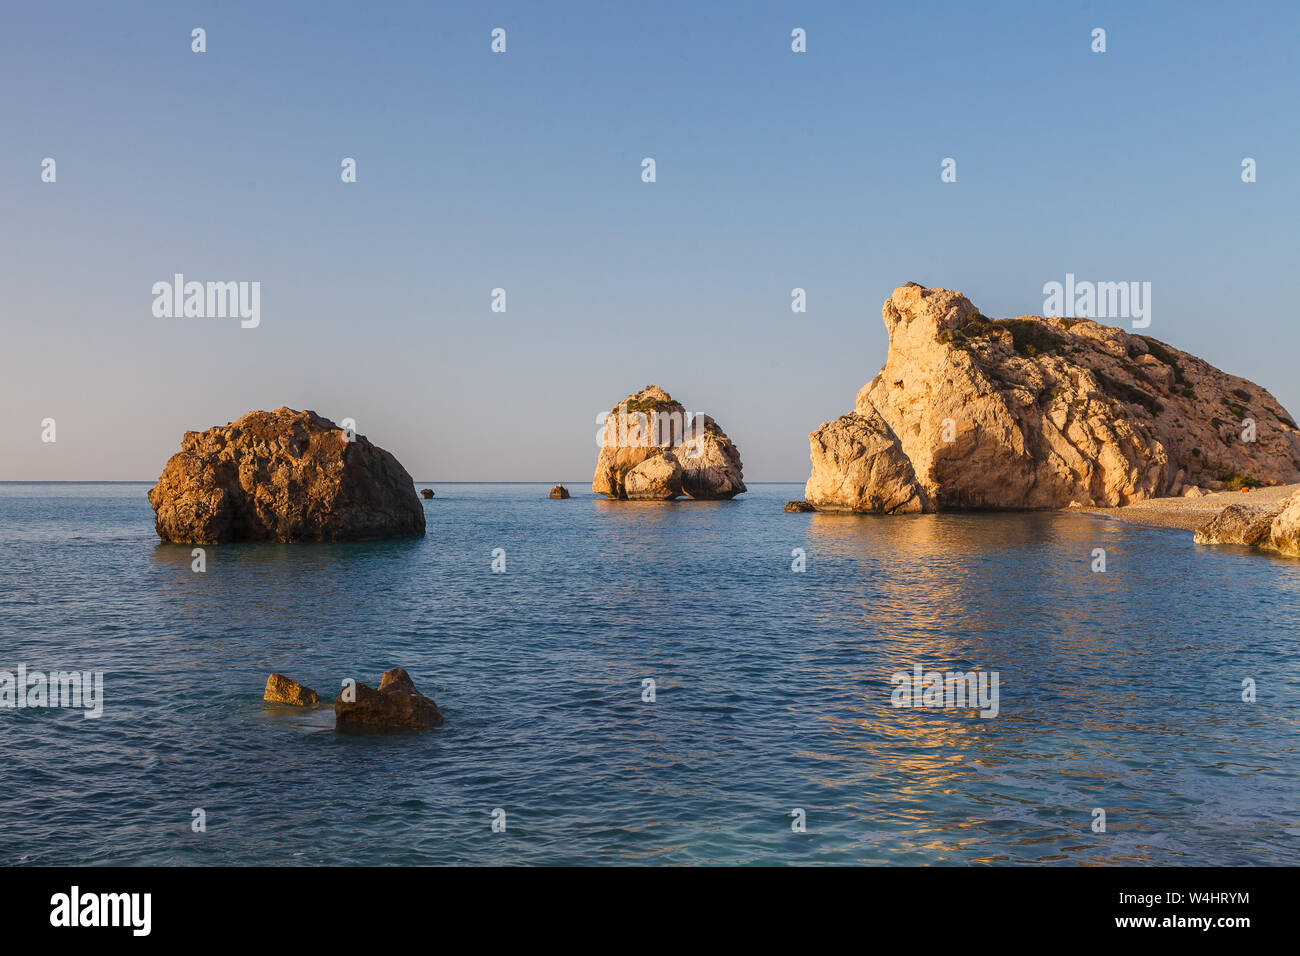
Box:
left=1074, top=483, right=1300, bottom=532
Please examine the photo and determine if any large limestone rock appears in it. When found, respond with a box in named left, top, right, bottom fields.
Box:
left=805, top=411, right=930, bottom=513
left=334, top=667, right=444, bottom=731
left=1193, top=505, right=1276, bottom=548
left=676, top=427, right=747, bottom=499
left=1194, top=491, right=1300, bottom=557
left=624, top=452, right=683, bottom=500
left=593, top=386, right=746, bottom=500
left=147, top=408, right=424, bottom=543
left=1268, top=494, right=1300, bottom=556
left=805, top=283, right=1300, bottom=512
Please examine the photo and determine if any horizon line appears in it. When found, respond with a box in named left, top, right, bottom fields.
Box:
left=0, top=480, right=809, bottom=485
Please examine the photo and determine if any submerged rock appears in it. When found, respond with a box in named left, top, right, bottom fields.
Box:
left=784, top=500, right=815, bottom=513
left=263, top=673, right=320, bottom=706
left=593, top=385, right=746, bottom=500
left=549, top=484, right=571, bottom=499
left=147, top=408, right=424, bottom=543
left=334, top=667, right=443, bottom=731
left=420, top=488, right=435, bottom=499
left=805, top=283, right=1300, bottom=512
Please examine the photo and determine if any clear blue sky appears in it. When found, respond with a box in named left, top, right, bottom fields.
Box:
left=2, top=0, right=1296, bottom=481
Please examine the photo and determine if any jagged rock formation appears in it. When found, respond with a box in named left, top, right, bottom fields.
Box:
left=593, top=386, right=746, bottom=500
left=420, top=488, right=435, bottom=499
left=1273, top=495, right=1300, bottom=555
left=334, top=667, right=444, bottom=731
left=549, top=484, right=570, bottom=499
left=1194, top=505, right=1276, bottom=548
left=263, top=674, right=320, bottom=706
left=805, top=284, right=1300, bottom=512
left=784, top=500, right=815, bottom=513
left=675, top=426, right=747, bottom=500
left=147, top=408, right=425, bottom=543
left=1194, top=492, right=1300, bottom=557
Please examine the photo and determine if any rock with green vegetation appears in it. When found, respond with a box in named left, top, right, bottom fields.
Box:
left=805, top=283, right=1300, bottom=511
left=593, top=385, right=746, bottom=500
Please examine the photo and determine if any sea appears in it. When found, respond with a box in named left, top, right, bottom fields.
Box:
left=1, top=481, right=1297, bottom=865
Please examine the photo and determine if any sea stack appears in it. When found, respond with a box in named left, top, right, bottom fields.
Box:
left=549, top=484, right=571, bottom=499
left=147, top=408, right=425, bottom=543
left=593, top=385, right=746, bottom=500
left=804, top=283, right=1300, bottom=512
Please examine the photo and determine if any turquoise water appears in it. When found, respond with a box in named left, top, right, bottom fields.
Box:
left=1, top=481, right=1298, bottom=865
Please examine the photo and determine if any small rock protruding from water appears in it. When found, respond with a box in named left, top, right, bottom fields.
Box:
left=784, top=500, right=815, bottom=513
left=264, top=673, right=320, bottom=706
left=335, top=667, right=443, bottom=732
left=549, top=484, right=570, bottom=499
left=420, top=488, right=436, bottom=499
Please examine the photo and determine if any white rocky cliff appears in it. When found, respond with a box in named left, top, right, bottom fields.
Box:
left=806, top=283, right=1300, bottom=512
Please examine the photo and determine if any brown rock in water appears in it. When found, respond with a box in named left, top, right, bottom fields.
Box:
left=593, top=385, right=746, bottom=500
left=146, top=408, right=425, bottom=543
left=420, top=488, right=435, bottom=499
left=334, top=667, right=443, bottom=731
left=263, top=673, right=320, bottom=706
left=784, top=500, right=815, bottom=513
left=805, top=283, right=1300, bottom=512
left=549, top=484, right=570, bottom=499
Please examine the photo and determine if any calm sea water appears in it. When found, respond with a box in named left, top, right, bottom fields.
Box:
left=1, top=481, right=1297, bottom=866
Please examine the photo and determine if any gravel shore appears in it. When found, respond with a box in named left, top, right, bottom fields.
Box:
left=1075, top=483, right=1300, bottom=532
